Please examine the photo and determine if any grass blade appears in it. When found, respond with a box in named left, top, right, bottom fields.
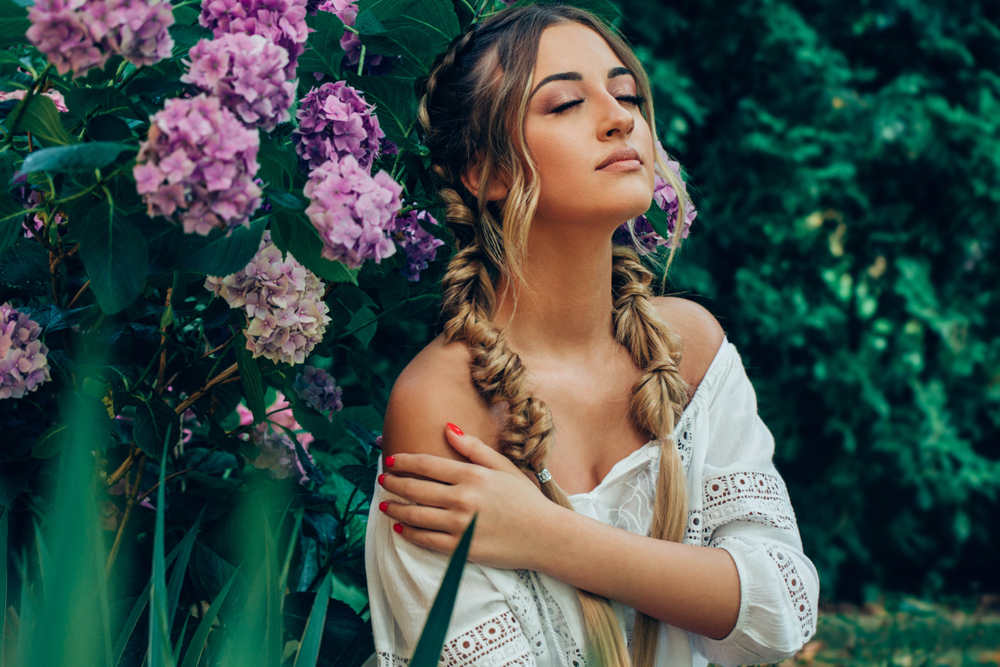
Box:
left=149, top=437, right=175, bottom=667
left=1, top=508, right=6, bottom=667
left=112, top=543, right=184, bottom=667
left=167, top=509, right=205, bottom=630
left=178, top=571, right=237, bottom=667
left=292, top=573, right=332, bottom=667
left=409, top=516, right=477, bottom=667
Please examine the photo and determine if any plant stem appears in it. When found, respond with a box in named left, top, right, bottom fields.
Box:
left=105, top=445, right=142, bottom=487
left=105, top=455, right=146, bottom=575
left=155, top=287, right=173, bottom=396
left=173, top=362, right=239, bottom=415
left=67, top=280, right=90, bottom=308
left=3, top=64, right=52, bottom=146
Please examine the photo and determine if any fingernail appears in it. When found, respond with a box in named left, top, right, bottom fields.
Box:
left=377, top=473, right=385, bottom=486
left=393, top=523, right=404, bottom=534
left=385, top=455, right=395, bottom=467
left=379, top=501, right=388, bottom=512
left=446, top=423, right=464, bottom=436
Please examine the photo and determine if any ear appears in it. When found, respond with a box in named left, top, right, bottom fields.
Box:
left=460, top=158, right=511, bottom=202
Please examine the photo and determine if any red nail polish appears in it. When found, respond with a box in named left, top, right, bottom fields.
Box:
left=377, top=473, right=385, bottom=486
left=446, top=423, right=464, bottom=436
left=393, top=523, right=404, bottom=534
left=385, top=455, right=395, bottom=467
left=379, top=501, right=388, bottom=512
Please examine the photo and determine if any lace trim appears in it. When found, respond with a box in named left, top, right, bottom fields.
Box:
left=439, top=610, right=534, bottom=666
left=766, top=545, right=815, bottom=641
left=685, top=471, right=797, bottom=546
left=376, top=651, right=409, bottom=666
left=674, top=410, right=694, bottom=475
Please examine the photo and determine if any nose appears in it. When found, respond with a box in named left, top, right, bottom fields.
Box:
left=597, top=91, right=634, bottom=139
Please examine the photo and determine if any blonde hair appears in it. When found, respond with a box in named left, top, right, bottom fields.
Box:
left=416, top=6, right=690, bottom=665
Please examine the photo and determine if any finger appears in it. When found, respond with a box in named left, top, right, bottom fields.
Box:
left=381, top=501, right=468, bottom=535
left=385, top=452, right=472, bottom=485
left=393, top=522, right=457, bottom=554
left=380, top=472, right=458, bottom=508
left=444, top=423, right=521, bottom=473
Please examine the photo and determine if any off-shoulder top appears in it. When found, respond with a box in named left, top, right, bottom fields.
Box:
left=364, top=339, right=820, bottom=666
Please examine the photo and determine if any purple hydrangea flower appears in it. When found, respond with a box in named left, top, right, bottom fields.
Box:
left=205, top=230, right=331, bottom=365
left=199, top=0, right=308, bottom=78
left=392, top=210, right=444, bottom=281
left=0, top=303, right=51, bottom=400
left=182, top=34, right=297, bottom=132
left=26, top=0, right=173, bottom=78
left=303, top=155, right=403, bottom=268
left=134, top=94, right=263, bottom=236
left=613, top=143, right=696, bottom=254
left=316, top=0, right=392, bottom=76
left=293, top=365, right=343, bottom=413
left=293, top=80, right=386, bottom=173
left=21, top=190, right=66, bottom=238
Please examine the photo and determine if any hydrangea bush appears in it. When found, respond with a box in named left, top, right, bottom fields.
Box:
left=0, top=0, right=683, bottom=663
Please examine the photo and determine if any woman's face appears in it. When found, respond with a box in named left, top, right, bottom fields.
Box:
left=523, top=22, right=655, bottom=229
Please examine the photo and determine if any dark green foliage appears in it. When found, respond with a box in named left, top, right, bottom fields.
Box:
left=617, top=0, right=1000, bottom=598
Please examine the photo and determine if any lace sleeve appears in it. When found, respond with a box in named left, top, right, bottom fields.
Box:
left=366, top=480, right=539, bottom=667
left=687, top=347, right=820, bottom=667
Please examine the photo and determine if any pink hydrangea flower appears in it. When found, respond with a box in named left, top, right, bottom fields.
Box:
left=315, top=0, right=391, bottom=75
left=0, top=89, right=69, bottom=112
left=26, top=0, right=173, bottom=78
left=236, top=391, right=315, bottom=481
left=205, top=231, right=331, bottom=365
left=134, top=94, right=262, bottom=235
left=391, top=210, right=444, bottom=281
left=0, top=303, right=51, bottom=400
left=303, top=155, right=402, bottom=269
left=199, top=0, right=308, bottom=78
left=21, top=190, right=66, bottom=238
left=293, top=80, right=386, bottom=173
left=182, top=34, right=297, bottom=132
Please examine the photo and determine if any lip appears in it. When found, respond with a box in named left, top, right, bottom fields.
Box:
left=597, top=147, right=641, bottom=170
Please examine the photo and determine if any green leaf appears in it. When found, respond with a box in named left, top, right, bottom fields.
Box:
left=346, top=305, right=377, bottom=347
left=0, top=0, right=29, bottom=48
left=343, top=73, right=415, bottom=147
left=20, top=142, right=134, bottom=174
left=264, top=188, right=306, bottom=211
left=86, top=115, right=135, bottom=142
left=235, top=343, right=266, bottom=423
left=113, top=543, right=186, bottom=667
left=166, top=510, right=204, bottom=631
left=78, top=204, right=148, bottom=314
left=354, top=9, right=386, bottom=35
left=409, top=516, right=476, bottom=667
left=357, top=0, right=459, bottom=74
left=299, top=11, right=347, bottom=78
left=258, top=134, right=299, bottom=191
left=0, top=237, right=51, bottom=296
left=32, top=424, right=69, bottom=459
left=149, top=441, right=174, bottom=667
left=134, top=398, right=180, bottom=460
left=270, top=210, right=359, bottom=284
left=293, top=572, right=332, bottom=667
left=7, top=94, right=76, bottom=146
left=182, top=217, right=267, bottom=276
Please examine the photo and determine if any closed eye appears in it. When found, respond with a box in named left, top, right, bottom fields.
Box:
left=616, top=94, right=646, bottom=107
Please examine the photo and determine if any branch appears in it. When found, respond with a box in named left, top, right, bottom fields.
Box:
left=173, top=362, right=239, bottom=415
left=105, top=455, right=147, bottom=575
left=105, top=445, right=141, bottom=487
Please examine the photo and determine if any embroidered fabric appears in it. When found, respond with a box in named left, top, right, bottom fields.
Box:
left=687, top=472, right=798, bottom=546
left=510, top=571, right=588, bottom=665
left=766, top=545, right=815, bottom=641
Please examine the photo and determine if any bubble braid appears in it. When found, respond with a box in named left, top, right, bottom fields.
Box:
left=416, top=6, right=690, bottom=666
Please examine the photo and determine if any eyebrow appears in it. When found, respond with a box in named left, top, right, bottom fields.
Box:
left=530, top=66, right=634, bottom=99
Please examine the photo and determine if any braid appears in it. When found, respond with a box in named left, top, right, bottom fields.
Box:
left=611, top=246, right=689, bottom=666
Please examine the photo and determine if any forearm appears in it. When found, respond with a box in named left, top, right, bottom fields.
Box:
left=530, top=503, right=741, bottom=640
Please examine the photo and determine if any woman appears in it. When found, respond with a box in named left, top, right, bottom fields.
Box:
left=365, top=4, right=819, bottom=666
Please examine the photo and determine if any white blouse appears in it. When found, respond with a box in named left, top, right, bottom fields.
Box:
left=365, top=339, right=819, bottom=666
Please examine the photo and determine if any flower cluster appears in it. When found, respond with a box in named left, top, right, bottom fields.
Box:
left=236, top=392, right=315, bottom=481
left=0, top=304, right=51, bottom=400
left=199, top=0, right=308, bottom=78
left=133, top=94, right=263, bottom=235
left=0, top=89, right=68, bottom=112
left=205, top=231, right=331, bottom=365
left=182, top=33, right=298, bottom=132
left=293, top=366, right=343, bottom=414
left=613, top=144, right=697, bottom=254
left=26, top=0, right=174, bottom=78
left=304, top=155, right=403, bottom=268
left=21, top=190, right=66, bottom=238
left=293, top=80, right=386, bottom=173
left=391, top=210, right=444, bottom=281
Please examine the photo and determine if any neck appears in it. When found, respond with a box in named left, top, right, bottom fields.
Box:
left=492, top=220, right=616, bottom=360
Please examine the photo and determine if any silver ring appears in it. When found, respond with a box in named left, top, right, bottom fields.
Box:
left=536, top=468, right=552, bottom=484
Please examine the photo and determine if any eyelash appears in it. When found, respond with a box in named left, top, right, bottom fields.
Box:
left=552, top=94, right=646, bottom=114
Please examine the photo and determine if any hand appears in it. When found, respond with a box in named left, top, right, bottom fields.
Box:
left=378, top=424, right=557, bottom=570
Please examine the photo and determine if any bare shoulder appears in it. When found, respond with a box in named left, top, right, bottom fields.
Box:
left=382, top=335, right=500, bottom=462
left=650, top=296, right=726, bottom=396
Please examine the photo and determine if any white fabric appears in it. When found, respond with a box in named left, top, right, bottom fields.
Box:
left=365, top=339, right=819, bottom=666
